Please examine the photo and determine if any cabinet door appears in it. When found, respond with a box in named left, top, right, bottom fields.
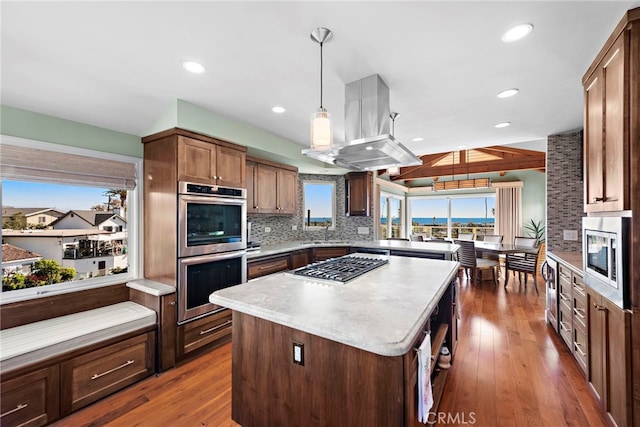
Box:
left=586, top=287, right=605, bottom=403
left=602, top=297, right=632, bottom=427
left=1, top=365, right=60, bottom=426
left=277, top=168, right=297, bottom=214
left=216, top=146, right=245, bottom=188
left=246, top=162, right=258, bottom=214
left=289, top=250, right=309, bottom=269
left=601, top=36, right=626, bottom=212
left=256, top=164, right=278, bottom=213
left=177, top=136, right=217, bottom=184
left=345, top=172, right=370, bottom=216
left=584, top=70, right=604, bottom=212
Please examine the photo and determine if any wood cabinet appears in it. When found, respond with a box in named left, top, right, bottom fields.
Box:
left=586, top=287, right=632, bottom=427
left=571, top=273, right=588, bottom=375
left=177, top=135, right=246, bottom=188
left=310, top=247, right=349, bottom=262
left=0, top=365, right=59, bottom=426
left=583, top=11, right=639, bottom=212
left=345, top=172, right=371, bottom=216
left=289, top=249, right=310, bottom=270
left=558, top=264, right=574, bottom=349
left=247, top=255, right=290, bottom=280
left=246, top=157, right=298, bottom=215
left=177, top=309, right=232, bottom=358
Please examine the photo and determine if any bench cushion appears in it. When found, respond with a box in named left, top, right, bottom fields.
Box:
left=0, top=301, right=156, bottom=373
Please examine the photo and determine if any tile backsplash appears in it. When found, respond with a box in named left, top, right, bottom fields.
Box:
left=248, top=173, right=375, bottom=245
left=547, top=130, right=584, bottom=253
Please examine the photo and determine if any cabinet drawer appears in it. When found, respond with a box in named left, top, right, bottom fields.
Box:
left=61, top=332, right=154, bottom=414
left=558, top=287, right=572, bottom=312
left=180, top=309, right=232, bottom=355
left=312, top=247, right=349, bottom=262
left=1, top=365, right=59, bottom=427
left=558, top=264, right=572, bottom=283
left=573, top=296, right=588, bottom=333
left=572, top=273, right=586, bottom=300
left=248, top=256, right=289, bottom=279
left=573, top=328, right=588, bottom=375
left=558, top=304, right=573, bottom=349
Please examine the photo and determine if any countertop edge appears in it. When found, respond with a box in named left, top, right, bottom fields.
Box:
left=547, top=251, right=583, bottom=275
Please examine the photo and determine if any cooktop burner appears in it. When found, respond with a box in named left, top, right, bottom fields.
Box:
left=292, top=254, right=388, bottom=283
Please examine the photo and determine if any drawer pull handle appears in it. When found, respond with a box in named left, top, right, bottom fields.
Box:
left=91, top=360, right=134, bottom=380
left=560, top=321, right=571, bottom=331
left=559, top=293, right=569, bottom=301
left=259, top=263, right=285, bottom=271
left=573, top=285, right=585, bottom=296
left=575, top=342, right=587, bottom=357
left=200, top=320, right=232, bottom=335
left=574, top=308, right=586, bottom=319
left=1, top=403, right=28, bottom=418
left=593, top=303, right=606, bottom=311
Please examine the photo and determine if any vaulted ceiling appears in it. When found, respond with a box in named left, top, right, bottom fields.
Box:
left=388, top=146, right=546, bottom=182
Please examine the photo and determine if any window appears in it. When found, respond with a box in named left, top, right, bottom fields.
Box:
left=379, top=192, right=405, bottom=239
left=1, top=136, right=140, bottom=301
left=409, top=194, right=495, bottom=239
left=303, top=181, right=335, bottom=229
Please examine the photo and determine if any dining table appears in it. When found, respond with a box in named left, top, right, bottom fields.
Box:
left=473, top=241, right=540, bottom=255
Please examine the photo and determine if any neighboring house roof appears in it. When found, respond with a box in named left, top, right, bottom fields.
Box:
left=2, top=243, right=42, bottom=263
left=2, top=229, right=111, bottom=238
left=49, top=210, right=125, bottom=228
left=1, top=207, right=65, bottom=217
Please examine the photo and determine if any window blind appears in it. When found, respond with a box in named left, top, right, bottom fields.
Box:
left=0, top=144, right=137, bottom=190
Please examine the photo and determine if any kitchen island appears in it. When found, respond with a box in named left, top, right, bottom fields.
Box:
left=210, top=255, right=459, bottom=426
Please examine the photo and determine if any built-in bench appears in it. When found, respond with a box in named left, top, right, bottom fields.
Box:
left=0, top=282, right=169, bottom=426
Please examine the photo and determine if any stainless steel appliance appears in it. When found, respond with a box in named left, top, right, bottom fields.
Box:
left=544, top=256, right=558, bottom=331
left=178, top=181, right=247, bottom=257
left=178, top=250, right=247, bottom=323
left=582, top=216, right=630, bottom=309
left=292, top=254, right=388, bottom=282
left=177, top=181, right=247, bottom=323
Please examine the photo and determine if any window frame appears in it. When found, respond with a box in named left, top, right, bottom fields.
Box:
left=302, top=180, right=336, bottom=231
left=0, top=135, right=142, bottom=304
left=379, top=191, right=406, bottom=239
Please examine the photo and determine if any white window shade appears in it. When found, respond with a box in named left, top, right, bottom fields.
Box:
left=0, top=143, right=137, bottom=190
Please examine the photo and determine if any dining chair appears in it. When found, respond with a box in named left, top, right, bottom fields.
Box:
left=483, top=235, right=503, bottom=243
left=507, top=236, right=539, bottom=278
left=410, top=234, right=424, bottom=242
left=481, top=234, right=503, bottom=274
left=504, top=242, right=545, bottom=294
left=454, top=239, right=498, bottom=286
left=458, top=233, right=475, bottom=240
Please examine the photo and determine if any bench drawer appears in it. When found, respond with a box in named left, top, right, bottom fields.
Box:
left=1, top=365, right=59, bottom=427
left=61, top=332, right=154, bottom=414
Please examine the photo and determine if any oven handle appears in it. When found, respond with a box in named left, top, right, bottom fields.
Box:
left=180, top=250, right=247, bottom=265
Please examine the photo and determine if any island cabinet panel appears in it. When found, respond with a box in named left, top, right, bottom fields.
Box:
left=231, top=312, right=405, bottom=427
left=0, top=365, right=60, bottom=426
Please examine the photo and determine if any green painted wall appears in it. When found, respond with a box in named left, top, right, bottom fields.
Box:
left=1, top=105, right=142, bottom=157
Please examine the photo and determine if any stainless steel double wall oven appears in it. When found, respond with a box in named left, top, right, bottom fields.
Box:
left=177, top=181, right=247, bottom=323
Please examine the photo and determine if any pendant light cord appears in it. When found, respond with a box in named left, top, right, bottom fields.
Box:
left=320, top=41, right=324, bottom=109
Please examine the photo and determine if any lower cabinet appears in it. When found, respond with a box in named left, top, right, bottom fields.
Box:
left=311, top=247, right=349, bottom=262
left=177, top=309, right=233, bottom=358
left=586, top=287, right=632, bottom=427
left=0, top=365, right=59, bottom=427
left=289, top=249, right=310, bottom=270
left=61, top=332, right=155, bottom=414
left=247, top=255, right=290, bottom=280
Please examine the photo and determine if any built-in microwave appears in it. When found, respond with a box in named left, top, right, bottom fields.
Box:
left=582, top=216, right=630, bottom=309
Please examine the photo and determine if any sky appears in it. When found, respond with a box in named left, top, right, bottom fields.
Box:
left=2, top=181, right=109, bottom=212
left=303, top=182, right=333, bottom=217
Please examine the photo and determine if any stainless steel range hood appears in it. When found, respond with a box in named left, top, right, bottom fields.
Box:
left=303, top=74, right=422, bottom=171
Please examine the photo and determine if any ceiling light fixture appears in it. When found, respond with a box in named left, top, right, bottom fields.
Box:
left=501, top=24, right=534, bottom=42
left=271, top=106, right=286, bottom=114
left=310, top=27, right=333, bottom=151
left=387, top=113, right=401, bottom=176
left=182, top=61, right=205, bottom=74
left=494, top=122, right=511, bottom=128
left=497, top=88, right=519, bottom=98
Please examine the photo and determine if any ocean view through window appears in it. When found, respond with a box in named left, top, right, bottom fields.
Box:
left=303, top=181, right=335, bottom=229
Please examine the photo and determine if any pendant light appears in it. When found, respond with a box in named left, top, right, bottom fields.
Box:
left=387, top=113, right=400, bottom=176
left=310, top=27, right=333, bottom=151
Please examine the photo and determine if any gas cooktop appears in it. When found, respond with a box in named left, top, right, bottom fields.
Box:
left=292, top=254, right=388, bottom=283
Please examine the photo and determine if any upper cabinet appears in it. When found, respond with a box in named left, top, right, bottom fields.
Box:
left=583, top=9, right=639, bottom=213
left=246, top=156, right=298, bottom=215
left=177, top=135, right=245, bottom=188
left=345, top=172, right=371, bottom=216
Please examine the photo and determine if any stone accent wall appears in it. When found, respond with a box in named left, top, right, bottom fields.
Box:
left=547, top=130, right=584, bottom=252
left=248, top=173, right=375, bottom=245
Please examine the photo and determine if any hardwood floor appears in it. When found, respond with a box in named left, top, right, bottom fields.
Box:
left=55, top=273, right=607, bottom=427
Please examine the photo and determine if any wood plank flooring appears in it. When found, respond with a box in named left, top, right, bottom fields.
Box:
left=54, top=273, right=607, bottom=427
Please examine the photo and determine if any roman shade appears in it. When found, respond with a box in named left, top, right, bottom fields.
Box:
left=0, top=143, right=137, bottom=190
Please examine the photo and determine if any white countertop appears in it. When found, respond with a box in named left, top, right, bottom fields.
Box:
left=210, top=255, right=459, bottom=357
left=248, top=240, right=459, bottom=260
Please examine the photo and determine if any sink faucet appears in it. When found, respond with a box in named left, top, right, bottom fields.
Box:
left=325, top=225, right=330, bottom=242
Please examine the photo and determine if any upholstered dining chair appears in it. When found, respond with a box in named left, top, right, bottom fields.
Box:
left=455, top=239, right=498, bottom=286
left=482, top=234, right=504, bottom=274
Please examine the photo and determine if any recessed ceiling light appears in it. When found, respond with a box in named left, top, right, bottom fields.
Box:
left=501, top=24, right=534, bottom=42
left=182, top=61, right=206, bottom=74
left=412, top=137, right=424, bottom=142
left=494, top=122, right=511, bottom=128
left=497, top=88, right=519, bottom=98
left=365, top=146, right=374, bottom=150
left=457, top=145, right=468, bottom=149
left=271, top=106, right=286, bottom=114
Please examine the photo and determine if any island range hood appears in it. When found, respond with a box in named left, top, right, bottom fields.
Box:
left=303, top=74, right=423, bottom=171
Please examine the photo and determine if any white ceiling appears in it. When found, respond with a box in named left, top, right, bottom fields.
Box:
left=2, top=1, right=638, bottom=162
